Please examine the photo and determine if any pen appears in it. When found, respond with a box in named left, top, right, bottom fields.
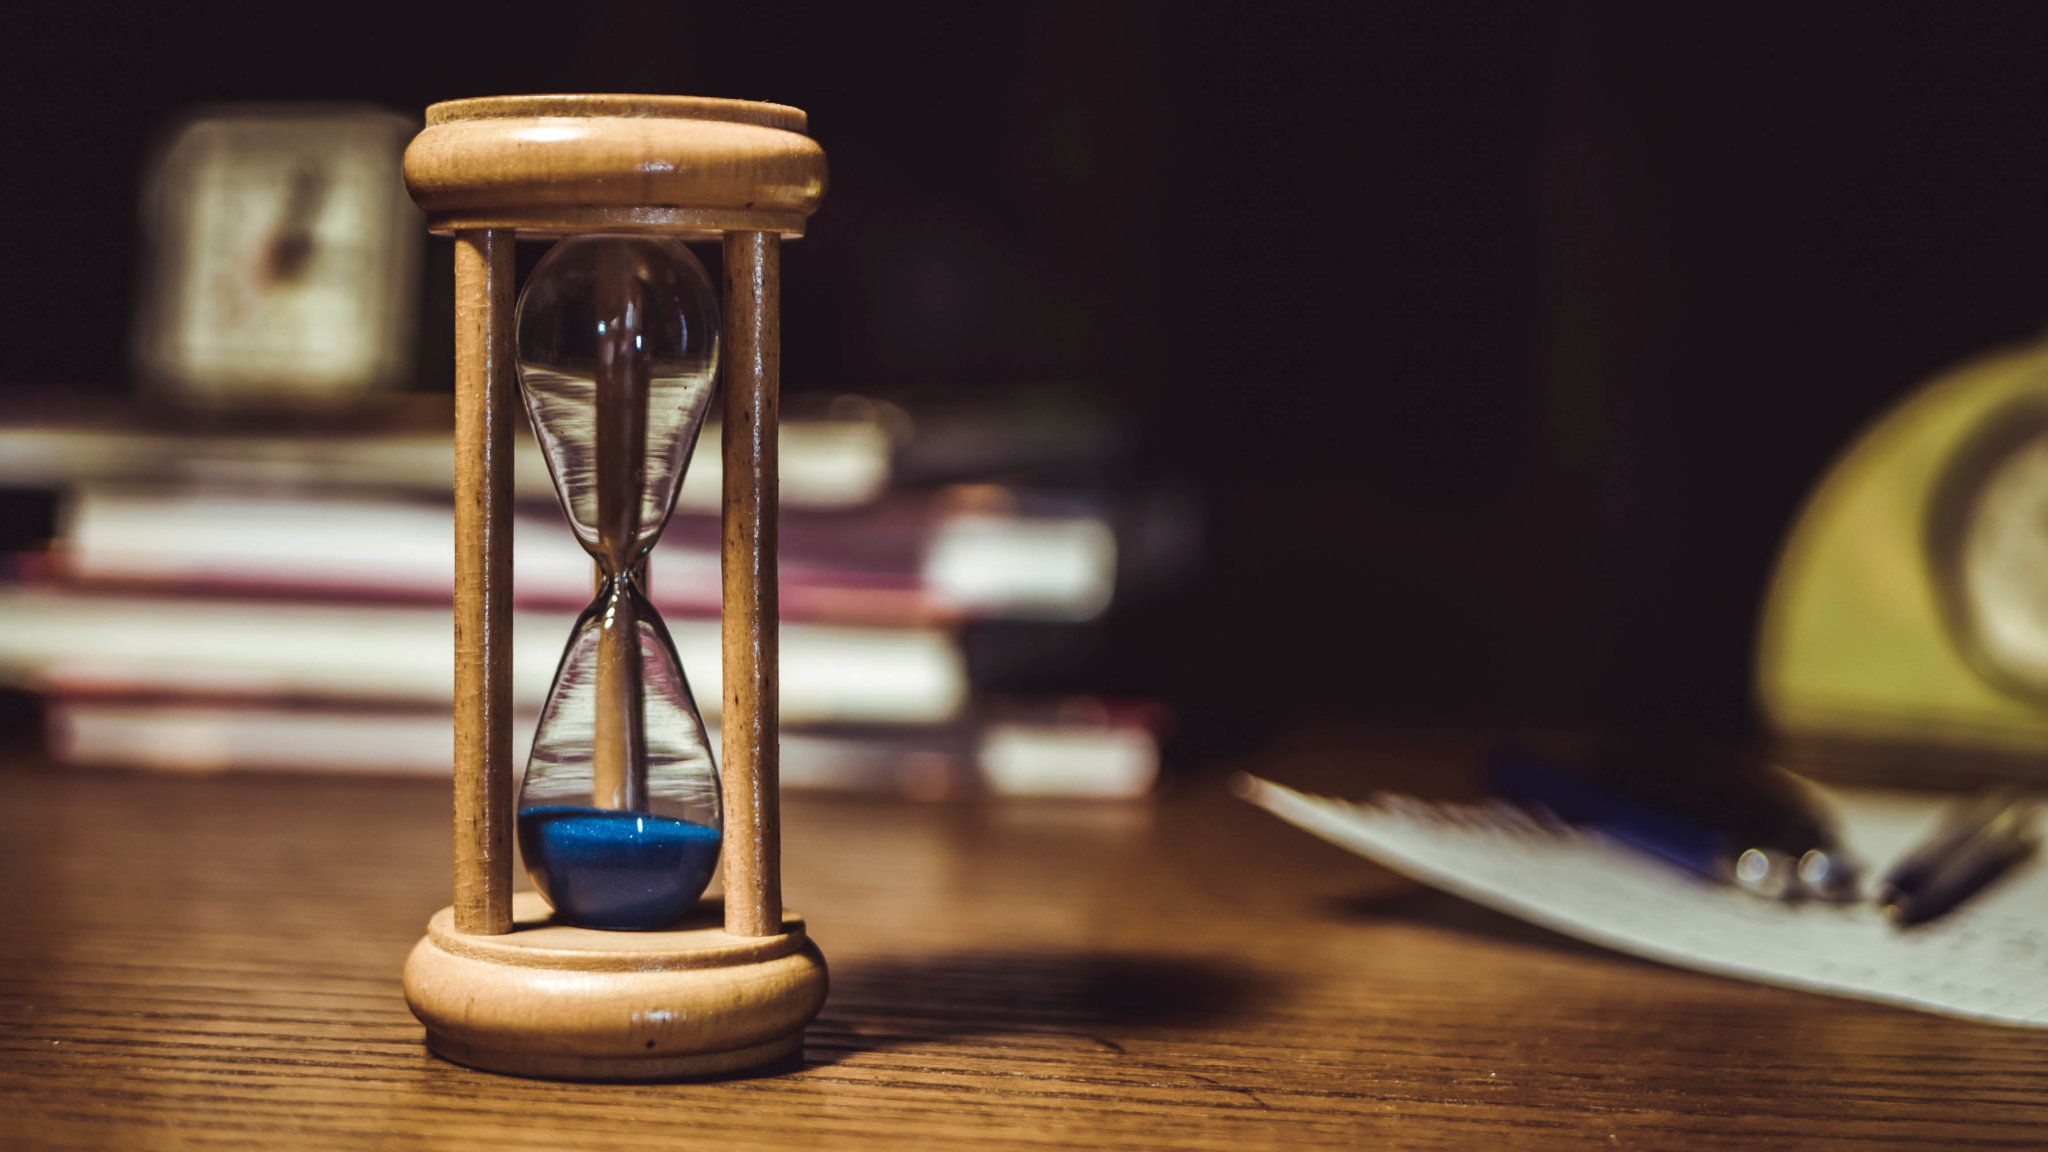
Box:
left=1876, top=790, right=2036, bottom=926
left=1489, top=751, right=1840, bottom=900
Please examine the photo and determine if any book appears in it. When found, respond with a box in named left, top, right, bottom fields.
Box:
left=52, top=485, right=1117, bottom=624
left=0, top=416, right=891, bottom=510
left=0, top=587, right=966, bottom=727
left=0, top=388, right=1174, bottom=799
left=49, top=696, right=1160, bottom=800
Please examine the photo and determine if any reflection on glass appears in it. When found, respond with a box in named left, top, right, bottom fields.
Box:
left=513, top=235, right=722, bottom=930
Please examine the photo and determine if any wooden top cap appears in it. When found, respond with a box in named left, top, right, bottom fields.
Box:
left=405, top=94, right=827, bottom=238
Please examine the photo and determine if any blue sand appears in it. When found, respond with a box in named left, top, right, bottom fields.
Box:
left=517, top=806, right=721, bottom=930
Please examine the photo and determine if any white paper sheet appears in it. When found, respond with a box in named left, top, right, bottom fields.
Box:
left=1239, top=775, right=2048, bottom=1027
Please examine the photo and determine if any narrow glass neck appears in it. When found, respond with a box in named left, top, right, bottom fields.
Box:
left=589, top=575, right=646, bottom=811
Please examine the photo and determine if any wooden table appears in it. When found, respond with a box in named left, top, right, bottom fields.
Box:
left=3, top=730, right=2043, bottom=1149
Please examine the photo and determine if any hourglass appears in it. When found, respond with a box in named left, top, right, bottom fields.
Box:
left=398, top=95, right=827, bottom=1079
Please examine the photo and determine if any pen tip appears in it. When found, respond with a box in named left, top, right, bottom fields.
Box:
left=1794, top=848, right=1861, bottom=901
left=1734, top=847, right=1796, bottom=899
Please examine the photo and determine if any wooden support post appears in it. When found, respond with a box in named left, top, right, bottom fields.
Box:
left=452, top=229, right=515, bottom=936
left=721, top=231, right=781, bottom=938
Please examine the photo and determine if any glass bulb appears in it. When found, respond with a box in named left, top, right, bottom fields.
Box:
left=513, top=235, right=722, bottom=930
left=516, top=235, right=720, bottom=574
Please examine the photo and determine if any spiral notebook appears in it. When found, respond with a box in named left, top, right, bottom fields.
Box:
left=1238, top=775, right=2048, bottom=1027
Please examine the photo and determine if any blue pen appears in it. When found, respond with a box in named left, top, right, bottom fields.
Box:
left=1489, top=751, right=1801, bottom=899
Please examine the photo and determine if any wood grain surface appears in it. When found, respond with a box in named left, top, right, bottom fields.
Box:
left=450, top=229, right=515, bottom=936
left=720, top=231, right=782, bottom=939
left=403, top=95, right=827, bottom=240
left=403, top=893, right=826, bottom=1080
left=3, top=729, right=2046, bottom=1150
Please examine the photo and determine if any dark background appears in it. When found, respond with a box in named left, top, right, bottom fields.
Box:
left=10, top=2, right=2048, bottom=765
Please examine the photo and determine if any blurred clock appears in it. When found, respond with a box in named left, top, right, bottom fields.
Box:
left=1930, top=400, right=2048, bottom=700
left=135, top=106, right=421, bottom=407
left=1757, top=339, right=2048, bottom=771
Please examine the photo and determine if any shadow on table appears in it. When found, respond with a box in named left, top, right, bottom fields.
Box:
left=808, top=950, right=1266, bottom=1065
left=1327, top=885, right=1650, bottom=967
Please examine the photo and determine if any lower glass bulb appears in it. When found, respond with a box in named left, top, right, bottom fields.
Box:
left=516, top=574, right=720, bottom=929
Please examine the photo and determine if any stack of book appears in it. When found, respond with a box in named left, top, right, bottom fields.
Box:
left=0, top=394, right=1167, bottom=798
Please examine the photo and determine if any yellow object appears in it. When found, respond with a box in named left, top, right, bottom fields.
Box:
left=1757, top=340, right=2048, bottom=753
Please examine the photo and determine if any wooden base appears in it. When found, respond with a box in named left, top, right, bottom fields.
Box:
left=403, top=892, right=826, bottom=1081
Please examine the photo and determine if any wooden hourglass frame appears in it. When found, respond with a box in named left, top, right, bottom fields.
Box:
left=398, top=95, right=827, bottom=1080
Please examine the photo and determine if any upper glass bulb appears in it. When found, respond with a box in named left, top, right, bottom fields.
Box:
left=516, top=235, right=721, bottom=574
